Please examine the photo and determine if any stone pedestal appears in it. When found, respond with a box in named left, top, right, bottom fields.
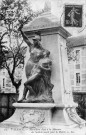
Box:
left=0, top=103, right=85, bottom=129
left=0, top=103, right=55, bottom=128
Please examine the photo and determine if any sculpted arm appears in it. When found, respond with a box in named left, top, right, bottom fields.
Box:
left=18, top=24, right=32, bottom=47
left=39, top=59, right=52, bottom=71
left=20, top=29, right=32, bottom=47
left=24, top=70, right=41, bottom=85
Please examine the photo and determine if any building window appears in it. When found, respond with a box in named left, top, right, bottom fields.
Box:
left=82, top=47, right=86, bottom=56
left=82, top=80, right=86, bottom=85
left=3, top=72, right=5, bottom=75
left=76, top=73, right=80, bottom=86
left=75, top=64, right=80, bottom=69
left=76, top=50, right=80, bottom=63
left=3, top=78, right=5, bottom=88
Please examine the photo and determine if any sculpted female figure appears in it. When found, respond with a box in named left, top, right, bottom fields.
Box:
left=18, top=27, right=54, bottom=103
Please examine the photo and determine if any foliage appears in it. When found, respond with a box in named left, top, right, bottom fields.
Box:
left=76, top=97, right=86, bottom=120
left=66, top=42, right=77, bottom=61
left=0, top=0, right=34, bottom=92
left=0, top=0, right=45, bottom=93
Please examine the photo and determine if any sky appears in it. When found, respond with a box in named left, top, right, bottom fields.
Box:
left=30, top=0, right=46, bottom=11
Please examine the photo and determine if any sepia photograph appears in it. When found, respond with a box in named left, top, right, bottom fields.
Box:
left=0, top=0, right=86, bottom=134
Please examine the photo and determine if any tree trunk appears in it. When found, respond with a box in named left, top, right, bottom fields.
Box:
left=8, top=72, right=21, bottom=93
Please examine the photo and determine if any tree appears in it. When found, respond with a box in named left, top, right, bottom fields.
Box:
left=0, top=32, right=8, bottom=66
left=0, top=0, right=45, bottom=93
left=76, top=97, right=86, bottom=120
left=66, top=40, right=78, bottom=61
left=0, top=0, right=35, bottom=93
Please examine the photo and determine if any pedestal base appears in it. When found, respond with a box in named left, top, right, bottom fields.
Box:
left=0, top=103, right=85, bottom=128
left=0, top=103, right=86, bottom=135
left=0, top=103, right=56, bottom=128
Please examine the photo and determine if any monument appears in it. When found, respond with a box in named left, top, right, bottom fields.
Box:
left=0, top=8, right=86, bottom=135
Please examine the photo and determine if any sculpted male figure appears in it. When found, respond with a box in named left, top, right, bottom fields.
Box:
left=18, top=27, right=54, bottom=103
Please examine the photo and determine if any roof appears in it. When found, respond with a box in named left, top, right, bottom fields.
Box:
left=67, top=34, right=86, bottom=47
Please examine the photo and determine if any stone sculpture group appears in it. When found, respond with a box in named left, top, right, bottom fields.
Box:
left=18, top=27, right=54, bottom=103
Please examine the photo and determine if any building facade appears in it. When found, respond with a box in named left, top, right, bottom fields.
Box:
left=0, top=64, right=23, bottom=93
left=67, top=34, right=86, bottom=93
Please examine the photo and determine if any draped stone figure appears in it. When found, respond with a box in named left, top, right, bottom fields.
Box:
left=18, top=27, right=54, bottom=103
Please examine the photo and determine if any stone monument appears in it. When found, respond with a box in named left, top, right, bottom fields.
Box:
left=0, top=8, right=86, bottom=135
